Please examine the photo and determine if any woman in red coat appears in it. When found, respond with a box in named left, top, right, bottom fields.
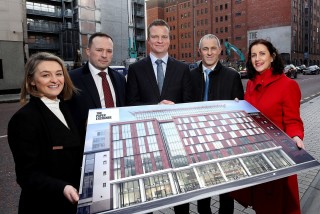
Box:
left=231, top=39, right=305, bottom=214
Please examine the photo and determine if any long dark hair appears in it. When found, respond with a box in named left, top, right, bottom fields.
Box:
left=246, top=39, right=284, bottom=80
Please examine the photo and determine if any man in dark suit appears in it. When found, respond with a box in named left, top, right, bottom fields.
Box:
left=126, top=19, right=193, bottom=106
left=190, top=34, right=244, bottom=214
left=126, top=19, right=192, bottom=213
left=68, top=32, right=126, bottom=141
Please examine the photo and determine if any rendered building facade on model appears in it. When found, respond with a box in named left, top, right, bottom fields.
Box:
left=77, top=101, right=319, bottom=214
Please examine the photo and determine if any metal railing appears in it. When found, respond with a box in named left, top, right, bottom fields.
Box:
left=27, top=9, right=62, bottom=18
left=27, top=23, right=61, bottom=33
left=28, top=42, right=60, bottom=50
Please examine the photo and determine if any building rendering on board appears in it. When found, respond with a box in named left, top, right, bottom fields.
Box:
left=76, top=102, right=317, bottom=213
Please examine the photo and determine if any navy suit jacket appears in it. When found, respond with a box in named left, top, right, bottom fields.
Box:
left=126, top=56, right=193, bottom=106
left=190, top=61, right=244, bottom=101
left=67, top=62, right=126, bottom=140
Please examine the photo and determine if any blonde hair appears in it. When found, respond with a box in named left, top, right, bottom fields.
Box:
left=20, top=52, right=77, bottom=104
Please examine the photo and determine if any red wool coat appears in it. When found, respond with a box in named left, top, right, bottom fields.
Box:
left=231, top=68, right=304, bottom=214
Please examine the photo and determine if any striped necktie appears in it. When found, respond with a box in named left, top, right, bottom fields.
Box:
left=203, top=69, right=211, bottom=101
left=98, top=71, right=114, bottom=108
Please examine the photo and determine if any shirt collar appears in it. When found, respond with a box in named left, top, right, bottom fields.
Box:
left=202, top=64, right=216, bottom=73
left=150, top=53, right=169, bottom=65
left=88, top=62, right=109, bottom=75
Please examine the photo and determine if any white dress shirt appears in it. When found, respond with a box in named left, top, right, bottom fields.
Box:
left=150, top=53, right=169, bottom=81
left=88, top=62, right=117, bottom=108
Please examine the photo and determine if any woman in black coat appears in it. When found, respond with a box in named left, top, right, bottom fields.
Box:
left=8, top=52, right=82, bottom=214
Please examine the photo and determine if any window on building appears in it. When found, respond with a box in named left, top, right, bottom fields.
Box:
left=225, top=3, right=228, bottom=9
left=215, top=6, right=218, bottom=11
left=220, top=16, right=223, bottom=22
left=220, top=5, right=223, bottom=10
left=215, top=17, right=218, bottom=22
left=236, top=36, right=242, bottom=40
left=236, top=12, right=241, bottom=16
left=225, top=27, right=228, bottom=32
left=225, top=15, right=228, bottom=21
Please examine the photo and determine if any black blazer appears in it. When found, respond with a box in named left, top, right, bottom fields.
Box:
left=7, top=97, right=82, bottom=214
left=67, top=62, right=126, bottom=140
left=190, top=61, right=244, bottom=101
left=126, top=56, right=193, bottom=106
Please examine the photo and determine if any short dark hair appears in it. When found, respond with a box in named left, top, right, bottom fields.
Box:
left=88, top=32, right=113, bottom=48
left=246, top=39, right=284, bottom=79
left=147, top=19, right=170, bottom=40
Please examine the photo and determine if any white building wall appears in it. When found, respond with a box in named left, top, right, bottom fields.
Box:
left=0, top=0, right=25, bottom=91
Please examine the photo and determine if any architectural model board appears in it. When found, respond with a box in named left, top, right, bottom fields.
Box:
left=77, top=100, right=320, bottom=214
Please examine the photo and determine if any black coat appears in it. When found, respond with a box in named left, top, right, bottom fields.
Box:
left=126, top=56, right=193, bottom=106
left=190, top=61, right=244, bottom=101
left=67, top=62, right=126, bottom=141
left=8, top=96, right=82, bottom=214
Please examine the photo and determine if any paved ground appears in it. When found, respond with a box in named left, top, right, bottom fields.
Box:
left=0, top=94, right=319, bottom=214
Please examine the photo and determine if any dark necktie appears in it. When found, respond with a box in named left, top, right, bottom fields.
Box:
left=155, top=59, right=164, bottom=93
left=98, top=71, right=114, bottom=108
left=203, top=69, right=211, bottom=101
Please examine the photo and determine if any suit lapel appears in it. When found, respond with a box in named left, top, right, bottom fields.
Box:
left=161, top=57, right=176, bottom=96
left=81, top=63, right=101, bottom=108
left=145, top=56, right=161, bottom=97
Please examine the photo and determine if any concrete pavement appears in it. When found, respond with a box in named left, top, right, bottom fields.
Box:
left=1, top=93, right=320, bottom=214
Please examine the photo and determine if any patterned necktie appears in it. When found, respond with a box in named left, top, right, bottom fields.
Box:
left=155, top=59, right=164, bottom=93
left=203, top=69, right=211, bottom=101
left=98, top=71, right=114, bottom=108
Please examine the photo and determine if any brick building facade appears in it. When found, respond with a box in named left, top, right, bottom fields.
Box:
left=146, top=0, right=320, bottom=66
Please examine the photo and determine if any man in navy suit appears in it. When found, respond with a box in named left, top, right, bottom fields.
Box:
left=126, top=19, right=193, bottom=106
left=126, top=19, right=192, bottom=213
left=67, top=32, right=126, bottom=141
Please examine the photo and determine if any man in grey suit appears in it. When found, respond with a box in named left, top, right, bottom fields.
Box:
left=126, top=19, right=192, bottom=213
left=190, top=34, right=244, bottom=214
left=126, top=19, right=193, bottom=106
